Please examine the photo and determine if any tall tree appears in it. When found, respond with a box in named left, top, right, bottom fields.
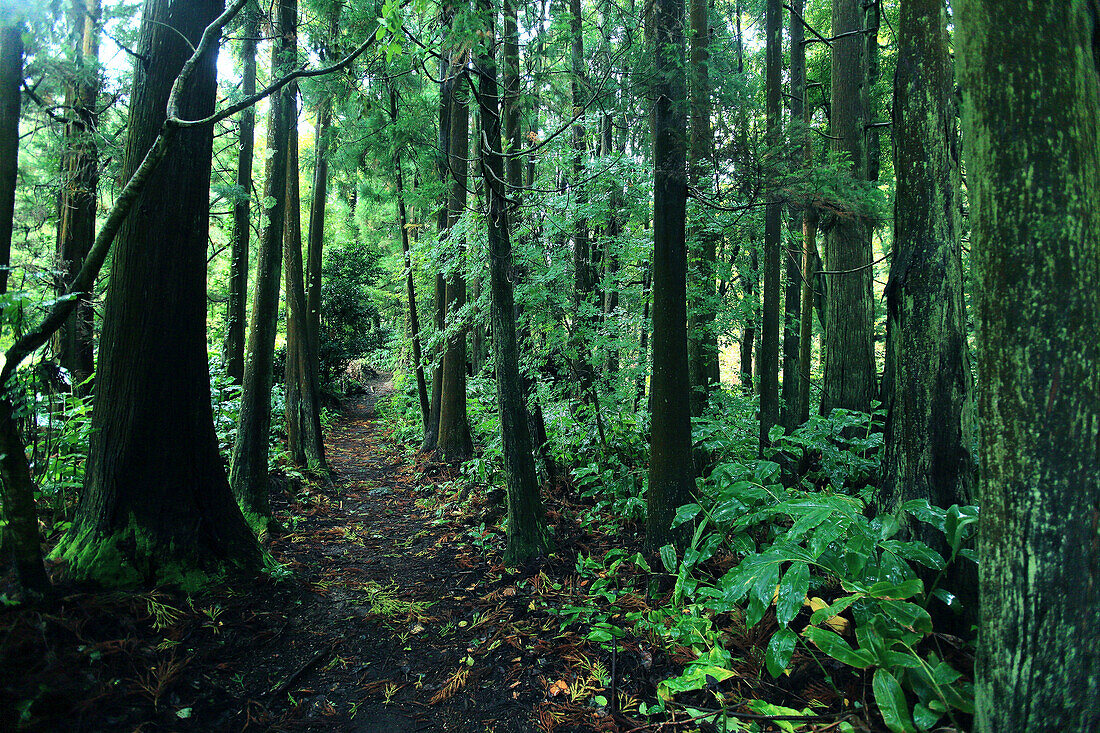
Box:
left=957, top=2, right=1100, bottom=729
left=230, top=0, right=294, bottom=522
left=55, top=0, right=101, bottom=391
left=686, top=0, right=718, bottom=420
left=474, top=0, right=546, bottom=565
left=758, top=0, right=782, bottom=450
left=880, top=0, right=973, bottom=546
left=224, top=0, right=257, bottom=384
left=645, top=0, right=692, bottom=549
left=58, top=0, right=262, bottom=582
left=821, top=0, right=875, bottom=414
left=787, top=0, right=810, bottom=427
left=283, top=72, right=328, bottom=474
left=436, top=50, right=472, bottom=462
left=569, top=0, right=595, bottom=398
left=0, top=17, right=21, bottom=297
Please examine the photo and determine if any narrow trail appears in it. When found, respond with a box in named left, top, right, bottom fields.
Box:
left=257, top=376, right=545, bottom=731
left=3, top=375, right=643, bottom=732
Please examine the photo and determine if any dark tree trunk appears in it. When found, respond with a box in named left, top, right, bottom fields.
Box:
left=224, top=0, right=256, bottom=385
left=645, top=0, right=692, bottom=550
left=474, top=3, right=547, bottom=565
left=283, top=76, right=327, bottom=475
left=0, top=396, right=49, bottom=595
left=437, top=62, right=472, bottom=462
left=58, top=0, right=262, bottom=584
left=686, top=0, right=717, bottom=420
left=821, top=0, right=875, bottom=415
left=56, top=0, right=100, bottom=392
left=229, top=0, right=294, bottom=522
left=781, top=0, right=805, bottom=431
left=881, top=0, right=974, bottom=545
left=739, top=247, right=756, bottom=395
left=0, top=22, right=21, bottom=298
left=391, top=88, right=430, bottom=434
left=798, top=212, right=818, bottom=422
left=759, top=0, right=782, bottom=451
left=957, top=2, right=1100, bottom=729
left=305, top=97, right=330, bottom=380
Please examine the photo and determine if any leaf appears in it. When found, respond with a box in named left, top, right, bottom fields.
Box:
left=802, top=627, right=874, bottom=669
left=672, top=503, right=701, bottom=529
left=776, top=562, right=809, bottom=626
left=867, top=579, right=924, bottom=600
left=879, top=599, right=933, bottom=633
left=659, top=544, right=678, bottom=573
left=873, top=668, right=916, bottom=733
left=765, top=627, right=797, bottom=677
left=879, top=540, right=945, bottom=570
left=809, top=593, right=861, bottom=625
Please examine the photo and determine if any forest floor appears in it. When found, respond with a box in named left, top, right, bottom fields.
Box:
left=2, top=375, right=862, bottom=732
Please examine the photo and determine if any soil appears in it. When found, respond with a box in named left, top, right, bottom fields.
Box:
left=1, top=375, right=870, bottom=732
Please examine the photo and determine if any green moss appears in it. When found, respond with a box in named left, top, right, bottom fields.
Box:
left=239, top=507, right=270, bottom=539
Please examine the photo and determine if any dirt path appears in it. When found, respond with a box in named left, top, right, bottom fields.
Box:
left=2, top=376, right=640, bottom=732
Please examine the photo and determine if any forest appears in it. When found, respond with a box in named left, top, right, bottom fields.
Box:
left=0, top=0, right=1096, bottom=730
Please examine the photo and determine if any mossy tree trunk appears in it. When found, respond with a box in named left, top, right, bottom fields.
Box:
left=224, top=0, right=257, bottom=385
left=55, top=0, right=100, bottom=392
left=60, top=0, right=262, bottom=585
left=229, top=0, right=294, bottom=522
left=0, top=20, right=20, bottom=298
left=645, top=0, right=693, bottom=550
left=881, top=0, right=974, bottom=551
left=821, top=0, right=875, bottom=415
left=686, top=0, right=718, bottom=421
left=283, top=71, right=328, bottom=476
left=957, top=2, right=1100, bottom=729
left=784, top=0, right=807, bottom=429
left=436, top=60, right=472, bottom=463
left=474, top=0, right=547, bottom=564
left=758, top=0, right=782, bottom=452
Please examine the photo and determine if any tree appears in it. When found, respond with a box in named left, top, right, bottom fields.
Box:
left=880, top=0, right=973, bottom=549
left=645, top=0, right=692, bottom=550
left=230, top=0, right=294, bottom=522
left=55, top=0, right=100, bottom=391
left=0, top=16, right=21, bottom=298
left=473, top=0, right=546, bottom=565
left=436, top=47, right=473, bottom=462
left=57, top=0, right=262, bottom=583
left=788, top=0, right=811, bottom=427
left=956, top=2, right=1100, bottom=729
left=758, top=0, right=782, bottom=450
left=821, top=0, right=875, bottom=415
left=224, top=0, right=258, bottom=384
left=686, top=0, right=718, bottom=421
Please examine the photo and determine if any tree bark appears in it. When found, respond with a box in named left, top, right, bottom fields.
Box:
left=759, top=0, right=782, bottom=451
left=645, top=0, right=692, bottom=550
left=305, top=97, right=330, bottom=380
left=283, top=72, right=328, bottom=475
left=56, top=0, right=100, bottom=392
left=780, top=0, right=804, bottom=432
left=229, top=0, right=294, bottom=522
left=821, top=0, right=875, bottom=415
left=436, top=60, right=472, bottom=462
left=224, top=0, right=257, bottom=385
left=686, top=0, right=717, bottom=421
left=0, top=21, right=21, bottom=298
left=881, top=0, right=974, bottom=544
left=474, top=2, right=547, bottom=564
left=59, top=0, right=262, bottom=584
left=957, top=2, right=1100, bottom=729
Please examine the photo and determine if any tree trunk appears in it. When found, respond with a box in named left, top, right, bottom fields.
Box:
left=781, top=0, right=805, bottom=431
left=224, top=0, right=256, bottom=385
left=645, top=0, right=692, bottom=550
left=957, top=3, right=1100, bottom=729
left=58, top=0, right=262, bottom=584
left=229, top=0, right=294, bottom=522
left=56, top=0, right=100, bottom=392
left=305, top=97, right=330, bottom=381
left=686, top=0, right=717, bottom=421
left=759, top=0, right=782, bottom=451
left=569, top=0, right=595, bottom=400
left=0, top=21, right=21, bottom=298
left=881, top=0, right=974, bottom=546
left=474, top=2, right=547, bottom=565
left=436, top=63, right=472, bottom=462
left=821, top=0, right=875, bottom=415
left=283, top=75, right=328, bottom=475
left=797, top=212, right=818, bottom=423
left=739, top=246, right=756, bottom=395
left=391, top=88, right=429, bottom=435
left=0, top=396, right=50, bottom=595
